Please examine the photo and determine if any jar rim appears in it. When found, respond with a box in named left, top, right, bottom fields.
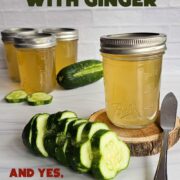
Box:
left=1, top=28, right=37, bottom=42
left=43, top=28, right=78, bottom=40
left=100, top=32, right=167, bottom=55
left=14, top=33, right=56, bottom=49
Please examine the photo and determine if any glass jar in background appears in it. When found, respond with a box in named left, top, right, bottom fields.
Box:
left=14, top=33, right=56, bottom=93
left=1, top=28, right=37, bottom=82
left=43, top=28, right=78, bottom=74
left=100, top=33, right=167, bottom=129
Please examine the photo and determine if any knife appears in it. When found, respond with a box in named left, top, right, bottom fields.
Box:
left=154, top=92, right=178, bottom=180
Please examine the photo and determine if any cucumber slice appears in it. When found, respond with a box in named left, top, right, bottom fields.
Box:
left=47, top=111, right=77, bottom=130
left=73, top=119, right=88, bottom=126
left=82, top=122, right=109, bottom=141
left=57, top=118, right=77, bottom=135
left=59, top=111, right=77, bottom=120
left=44, top=130, right=67, bottom=159
left=22, top=114, right=39, bottom=151
left=31, top=114, right=49, bottom=157
left=5, top=90, right=28, bottom=103
left=55, top=119, right=88, bottom=168
left=55, top=119, right=88, bottom=167
left=70, top=140, right=92, bottom=173
left=27, top=92, right=53, bottom=106
left=46, top=113, right=59, bottom=130
left=44, top=130, right=57, bottom=158
left=70, top=122, right=88, bottom=144
left=116, top=140, right=130, bottom=172
left=55, top=137, right=70, bottom=166
left=45, top=117, right=77, bottom=158
left=68, top=119, right=88, bottom=135
left=91, top=130, right=130, bottom=180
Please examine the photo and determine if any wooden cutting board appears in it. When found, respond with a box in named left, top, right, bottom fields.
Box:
left=89, top=109, right=180, bottom=157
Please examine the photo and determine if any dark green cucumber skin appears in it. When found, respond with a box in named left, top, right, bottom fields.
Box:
left=54, top=119, right=77, bottom=163
left=68, top=141, right=90, bottom=173
left=22, top=114, right=39, bottom=153
left=22, top=118, right=33, bottom=149
left=45, top=119, right=76, bottom=160
left=55, top=137, right=70, bottom=166
left=46, top=112, right=58, bottom=130
left=69, top=122, right=87, bottom=144
left=81, top=122, right=92, bottom=141
left=47, top=111, right=77, bottom=131
left=27, top=98, right=53, bottom=106
left=57, top=119, right=89, bottom=172
left=82, top=122, right=109, bottom=141
left=91, top=130, right=111, bottom=180
left=44, top=130, right=66, bottom=159
left=68, top=120, right=88, bottom=138
left=31, top=114, right=49, bottom=157
left=5, top=97, right=27, bottom=103
left=5, top=90, right=27, bottom=103
left=57, top=118, right=77, bottom=133
left=57, top=60, right=103, bottom=89
left=46, top=111, right=67, bottom=131
left=44, top=130, right=57, bottom=158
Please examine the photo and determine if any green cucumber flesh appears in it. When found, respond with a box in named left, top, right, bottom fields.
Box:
left=66, top=119, right=86, bottom=136
left=57, top=118, right=77, bottom=135
left=27, top=92, right=53, bottom=106
left=73, top=119, right=88, bottom=126
left=5, top=90, right=28, bottom=103
left=70, top=140, right=92, bottom=173
left=82, top=122, right=109, bottom=141
left=91, top=130, right=130, bottom=180
left=116, top=140, right=130, bottom=172
left=73, top=63, right=103, bottom=78
left=31, top=114, right=49, bottom=157
left=22, top=114, right=38, bottom=151
left=70, top=122, right=88, bottom=143
left=46, top=111, right=77, bottom=131
left=60, top=111, right=77, bottom=120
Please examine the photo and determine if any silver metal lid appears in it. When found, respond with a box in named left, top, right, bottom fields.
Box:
left=14, top=33, right=56, bottom=49
left=43, top=28, right=78, bottom=41
left=100, top=33, right=167, bottom=55
left=1, top=28, right=37, bottom=42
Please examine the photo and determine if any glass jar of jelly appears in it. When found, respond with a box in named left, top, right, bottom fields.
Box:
left=100, top=33, right=167, bottom=129
left=14, top=33, right=56, bottom=93
left=43, top=28, right=78, bottom=74
left=1, top=28, right=37, bottom=82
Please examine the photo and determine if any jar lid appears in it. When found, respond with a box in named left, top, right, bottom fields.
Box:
left=1, top=28, right=37, bottom=42
left=100, top=33, right=167, bottom=54
left=43, top=28, right=78, bottom=41
left=14, top=33, right=56, bottom=49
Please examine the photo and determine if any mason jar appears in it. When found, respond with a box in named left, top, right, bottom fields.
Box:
left=14, top=33, right=56, bottom=93
left=1, top=28, right=37, bottom=82
left=100, top=33, right=167, bottom=129
left=43, top=28, right=78, bottom=74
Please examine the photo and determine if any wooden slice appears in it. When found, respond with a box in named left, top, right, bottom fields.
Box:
left=89, top=109, right=180, bottom=157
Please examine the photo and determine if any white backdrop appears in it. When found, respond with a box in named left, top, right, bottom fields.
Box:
left=0, top=0, right=180, bottom=73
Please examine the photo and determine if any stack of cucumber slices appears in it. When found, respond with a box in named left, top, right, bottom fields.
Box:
left=22, top=111, right=130, bottom=180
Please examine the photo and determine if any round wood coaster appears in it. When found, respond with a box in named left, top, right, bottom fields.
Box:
left=89, top=109, right=180, bottom=157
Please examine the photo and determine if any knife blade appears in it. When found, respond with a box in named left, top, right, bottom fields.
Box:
left=154, top=92, right=178, bottom=180
left=160, top=92, right=178, bottom=131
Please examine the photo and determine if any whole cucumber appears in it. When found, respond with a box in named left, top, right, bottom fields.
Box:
left=57, top=60, right=103, bottom=89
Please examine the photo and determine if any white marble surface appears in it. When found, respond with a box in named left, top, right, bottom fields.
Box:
left=0, top=69, right=180, bottom=180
